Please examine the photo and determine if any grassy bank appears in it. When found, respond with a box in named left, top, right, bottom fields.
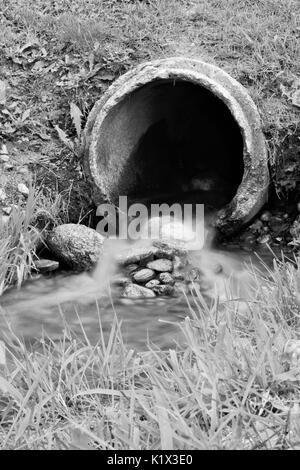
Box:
left=0, top=0, right=299, bottom=217
left=0, top=255, right=300, bottom=450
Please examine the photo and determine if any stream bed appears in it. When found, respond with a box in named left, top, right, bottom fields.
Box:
left=0, top=243, right=280, bottom=351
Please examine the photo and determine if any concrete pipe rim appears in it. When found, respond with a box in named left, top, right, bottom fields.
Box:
left=85, top=57, right=269, bottom=235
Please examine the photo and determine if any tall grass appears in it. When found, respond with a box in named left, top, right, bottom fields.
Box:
left=0, top=186, right=67, bottom=295
left=0, top=255, right=300, bottom=449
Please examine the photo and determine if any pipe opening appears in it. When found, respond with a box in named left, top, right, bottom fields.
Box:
left=96, top=79, right=244, bottom=211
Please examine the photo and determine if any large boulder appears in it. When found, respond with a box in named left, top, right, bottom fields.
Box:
left=47, top=224, right=105, bottom=271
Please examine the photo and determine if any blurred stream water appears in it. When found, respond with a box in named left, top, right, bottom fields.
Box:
left=0, top=238, right=278, bottom=350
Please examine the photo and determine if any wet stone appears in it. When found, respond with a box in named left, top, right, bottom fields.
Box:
left=249, top=220, right=263, bottom=232
left=153, top=284, right=175, bottom=296
left=117, top=246, right=159, bottom=266
left=132, top=268, right=155, bottom=284
left=47, top=224, right=105, bottom=271
left=213, top=263, right=223, bottom=274
left=125, top=263, right=139, bottom=275
left=122, top=283, right=156, bottom=299
left=34, top=259, right=59, bottom=273
left=159, top=272, right=175, bottom=285
left=111, top=276, right=131, bottom=287
left=260, top=211, right=271, bottom=222
left=173, top=270, right=185, bottom=281
left=153, top=240, right=187, bottom=257
left=145, top=279, right=160, bottom=289
left=243, top=234, right=256, bottom=245
left=147, top=258, right=173, bottom=273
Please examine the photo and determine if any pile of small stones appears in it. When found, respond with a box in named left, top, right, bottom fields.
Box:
left=115, top=243, right=188, bottom=299
left=226, top=206, right=300, bottom=252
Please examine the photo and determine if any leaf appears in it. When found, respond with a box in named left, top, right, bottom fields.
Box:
left=154, top=387, right=173, bottom=450
left=54, top=125, right=74, bottom=151
left=70, top=102, right=82, bottom=139
left=0, top=80, right=6, bottom=105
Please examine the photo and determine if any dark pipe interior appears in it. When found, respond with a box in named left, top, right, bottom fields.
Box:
left=97, top=79, right=244, bottom=211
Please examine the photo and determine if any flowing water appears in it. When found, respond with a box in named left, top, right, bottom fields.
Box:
left=0, top=220, right=278, bottom=351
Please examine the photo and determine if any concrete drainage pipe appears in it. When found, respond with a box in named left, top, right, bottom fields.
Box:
left=84, top=57, right=269, bottom=234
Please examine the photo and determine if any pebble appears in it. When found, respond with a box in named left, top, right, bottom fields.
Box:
left=117, top=246, right=159, bottom=266
left=153, top=284, right=175, bottom=296
left=260, top=211, right=271, bottom=222
left=145, top=279, right=160, bottom=289
left=173, top=270, right=185, bottom=281
left=153, top=240, right=186, bottom=257
left=159, top=272, right=175, bottom=285
left=132, top=268, right=155, bottom=284
left=147, top=258, right=173, bottom=272
left=17, top=183, right=29, bottom=196
left=122, top=283, right=156, bottom=299
left=34, top=259, right=59, bottom=273
left=297, top=202, right=300, bottom=213
left=125, top=264, right=139, bottom=275
left=243, top=234, right=256, bottom=244
left=250, top=220, right=263, bottom=232
left=269, top=217, right=283, bottom=234
left=213, top=263, right=223, bottom=274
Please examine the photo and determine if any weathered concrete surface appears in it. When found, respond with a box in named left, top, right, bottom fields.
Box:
left=84, top=57, right=269, bottom=234
left=47, top=223, right=105, bottom=271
